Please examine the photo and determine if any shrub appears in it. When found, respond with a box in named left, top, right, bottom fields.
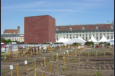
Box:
left=99, top=42, right=110, bottom=45
left=28, top=43, right=37, bottom=44
left=106, top=43, right=110, bottom=45
left=42, top=43, right=50, bottom=44
left=85, top=41, right=94, bottom=45
left=54, top=42, right=64, bottom=44
left=72, top=42, right=80, bottom=46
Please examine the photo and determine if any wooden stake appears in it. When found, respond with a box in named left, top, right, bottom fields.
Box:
left=34, top=69, right=36, bottom=76
left=11, top=70, right=12, bottom=76
left=44, top=57, right=46, bottom=67
left=75, top=51, right=76, bottom=57
left=52, top=56, right=53, bottom=61
left=56, top=60, right=58, bottom=69
left=15, top=64, right=18, bottom=76
left=63, top=56, right=65, bottom=65
left=11, top=52, right=13, bottom=60
left=17, top=64, right=19, bottom=76
left=96, top=51, right=97, bottom=56
left=113, top=52, right=114, bottom=56
left=18, top=46, right=19, bottom=52
left=56, top=54, right=58, bottom=61
left=104, top=51, right=105, bottom=56
left=67, top=53, right=69, bottom=62
left=72, top=51, right=74, bottom=57
left=34, top=59, right=36, bottom=69
left=88, top=52, right=89, bottom=57
left=25, top=64, right=27, bottom=74
left=36, top=67, right=38, bottom=76
left=44, top=74, right=46, bottom=76
left=31, top=50, right=32, bottom=56
left=41, top=63, right=43, bottom=76
left=49, top=61, right=51, bottom=73
left=39, top=50, right=40, bottom=54
left=79, top=53, right=80, bottom=63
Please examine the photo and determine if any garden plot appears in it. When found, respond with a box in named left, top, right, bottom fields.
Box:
left=1, top=48, right=114, bottom=76
left=52, top=55, right=114, bottom=76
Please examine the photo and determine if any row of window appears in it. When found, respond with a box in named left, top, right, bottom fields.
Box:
left=4, top=37, right=24, bottom=41
left=56, top=36, right=113, bottom=40
left=56, top=33, right=114, bottom=37
left=56, top=26, right=113, bottom=31
left=56, top=31, right=114, bottom=33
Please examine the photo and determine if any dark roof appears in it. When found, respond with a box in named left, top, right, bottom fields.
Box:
left=24, top=15, right=54, bottom=18
left=56, top=24, right=114, bottom=31
left=4, top=29, right=18, bottom=34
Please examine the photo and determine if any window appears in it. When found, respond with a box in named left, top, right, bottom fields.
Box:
left=57, top=38, right=58, bottom=40
left=111, top=33, right=113, bottom=36
left=96, top=37, right=98, bottom=40
left=69, top=28, right=72, bottom=31
left=82, top=27, right=85, bottom=30
left=100, top=34, right=101, bottom=36
left=86, top=37, right=87, bottom=40
left=100, top=37, right=101, bottom=39
left=110, top=26, right=113, bottom=30
left=111, top=36, right=113, bottom=39
left=96, top=27, right=98, bottom=30
left=107, top=36, right=109, bottom=39
left=56, top=28, right=59, bottom=31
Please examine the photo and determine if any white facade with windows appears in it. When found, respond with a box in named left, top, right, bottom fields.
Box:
left=56, top=22, right=114, bottom=41
left=1, top=34, right=24, bottom=42
left=56, top=31, right=114, bottom=41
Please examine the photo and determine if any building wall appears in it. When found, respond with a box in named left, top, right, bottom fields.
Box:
left=48, top=16, right=56, bottom=42
left=1, top=34, right=24, bottom=42
left=24, top=15, right=55, bottom=44
left=1, top=31, right=114, bottom=43
left=56, top=30, right=114, bottom=41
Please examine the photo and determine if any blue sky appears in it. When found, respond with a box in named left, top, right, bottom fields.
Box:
left=1, top=0, right=114, bottom=34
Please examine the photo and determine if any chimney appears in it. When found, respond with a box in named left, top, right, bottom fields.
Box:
left=17, top=26, right=20, bottom=34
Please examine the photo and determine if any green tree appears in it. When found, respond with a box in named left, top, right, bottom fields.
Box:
left=85, top=41, right=94, bottom=45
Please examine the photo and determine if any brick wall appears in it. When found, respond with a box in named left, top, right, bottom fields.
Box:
left=24, top=15, right=55, bottom=44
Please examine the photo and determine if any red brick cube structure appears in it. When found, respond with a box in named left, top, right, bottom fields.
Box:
left=24, top=15, right=55, bottom=44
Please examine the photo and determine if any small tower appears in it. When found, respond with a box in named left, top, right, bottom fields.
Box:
left=17, top=26, right=20, bottom=34
left=106, top=20, right=110, bottom=24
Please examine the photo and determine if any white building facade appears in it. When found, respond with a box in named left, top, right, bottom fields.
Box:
left=1, top=34, right=24, bottom=42
left=56, top=22, right=114, bottom=41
